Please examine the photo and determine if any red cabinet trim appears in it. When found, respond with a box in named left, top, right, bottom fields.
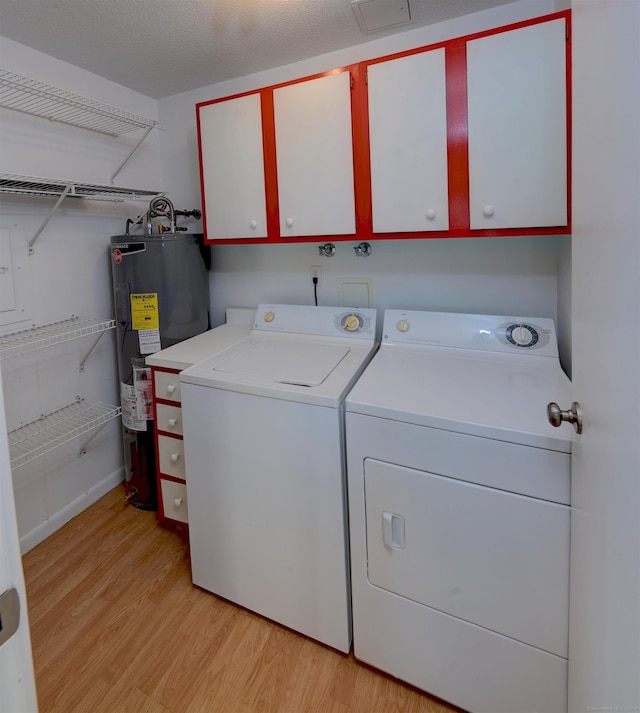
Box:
left=445, top=43, right=470, bottom=233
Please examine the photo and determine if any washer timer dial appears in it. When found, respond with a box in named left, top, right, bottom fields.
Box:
left=343, top=314, right=362, bottom=332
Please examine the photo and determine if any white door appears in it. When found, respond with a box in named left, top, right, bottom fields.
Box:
left=0, top=379, right=38, bottom=712
left=198, top=93, right=268, bottom=239
left=467, top=17, right=568, bottom=229
left=367, top=48, right=449, bottom=233
left=568, top=2, right=640, bottom=711
left=273, top=71, right=356, bottom=237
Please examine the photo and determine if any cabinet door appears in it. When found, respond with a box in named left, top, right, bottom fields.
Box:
left=467, top=18, right=567, bottom=229
left=367, top=49, right=449, bottom=233
left=273, top=71, right=356, bottom=237
left=198, top=93, right=268, bottom=239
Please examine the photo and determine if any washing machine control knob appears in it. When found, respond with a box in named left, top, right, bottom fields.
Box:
left=264, top=311, right=275, bottom=323
left=344, top=315, right=360, bottom=332
left=396, top=319, right=410, bottom=333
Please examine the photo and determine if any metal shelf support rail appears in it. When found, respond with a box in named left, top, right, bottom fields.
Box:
left=0, top=173, right=163, bottom=251
left=0, top=69, right=161, bottom=181
left=0, top=317, right=116, bottom=360
left=8, top=398, right=121, bottom=468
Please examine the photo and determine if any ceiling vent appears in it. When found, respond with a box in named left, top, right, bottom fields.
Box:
left=351, top=0, right=413, bottom=34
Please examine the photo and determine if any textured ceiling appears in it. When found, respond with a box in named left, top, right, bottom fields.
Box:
left=0, top=0, right=521, bottom=99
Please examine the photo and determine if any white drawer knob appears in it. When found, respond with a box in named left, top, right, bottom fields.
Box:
left=286, top=217, right=294, bottom=227
left=483, top=205, right=495, bottom=217
left=168, top=418, right=177, bottom=427
left=170, top=452, right=180, bottom=463
left=166, top=384, right=176, bottom=394
left=174, top=497, right=184, bottom=507
left=426, top=208, right=436, bottom=220
left=250, top=220, right=258, bottom=229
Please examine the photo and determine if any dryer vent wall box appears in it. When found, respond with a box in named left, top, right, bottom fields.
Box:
left=338, top=278, right=373, bottom=308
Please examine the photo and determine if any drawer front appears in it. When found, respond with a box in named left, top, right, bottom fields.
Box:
left=154, top=370, right=181, bottom=403
left=158, top=435, right=185, bottom=480
left=160, top=479, right=188, bottom=524
left=156, top=403, right=183, bottom=436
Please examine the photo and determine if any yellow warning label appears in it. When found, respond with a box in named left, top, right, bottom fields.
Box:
left=130, top=293, right=159, bottom=330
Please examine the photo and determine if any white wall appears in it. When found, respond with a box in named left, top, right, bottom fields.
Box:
left=157, top=0, right=572, bottom=366
left=0, top=0, right=572, bottom=549
left=0, top=38, right=163, bottom=552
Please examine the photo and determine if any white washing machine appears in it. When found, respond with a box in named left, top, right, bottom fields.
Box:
left=345, top=309, right=572, bottom=713
left=180, top=303, right=377, bottom=653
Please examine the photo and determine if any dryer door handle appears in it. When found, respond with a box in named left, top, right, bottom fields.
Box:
left=382, top=511, right=406, bottom=550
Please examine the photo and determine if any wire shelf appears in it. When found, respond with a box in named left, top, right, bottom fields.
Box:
left=8, top=398, right=121, bottom=469
left=0, top=69, right=160, bottom=136
left=0, top=173, right=162, bottom=202
left=0, top=317, right=116, bottom=360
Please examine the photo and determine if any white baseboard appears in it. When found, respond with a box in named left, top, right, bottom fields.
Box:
left=19, top=468, right=124, bottom=555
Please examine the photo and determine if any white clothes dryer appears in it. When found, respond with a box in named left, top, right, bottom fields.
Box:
left=345, top=309, right=572, bottom=713
left=180, top=304, right=377, bottom=653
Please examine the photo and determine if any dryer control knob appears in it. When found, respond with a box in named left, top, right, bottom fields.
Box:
left=344, top=315, right=360, bottom=331
left=396, top=319, right=410, bottom=333
left=264, top=311, right=275, bottom=323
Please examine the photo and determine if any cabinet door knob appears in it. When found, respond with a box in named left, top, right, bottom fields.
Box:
left=426, top=209, right=436, bottom=220
left=170, top=452, right=180, bottom=463
left=250, top=220, right=258, bottom=229
left=166, top=384, right=176, bottom=394
left=483, top=205, right=495, bottom=217
left=285, top=217, right=294, bottom=227
left=174, top=497, right=184, bottom=507
left=168, top=418, right=177, bottom=427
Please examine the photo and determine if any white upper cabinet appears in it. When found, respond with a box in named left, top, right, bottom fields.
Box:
left=198, top=93, right=268, bottom=239
left=466, top=18, right=568, bottom=230
left=273, top=71, right=356, bottom=238
left=367, top=48, right=449, bottom=233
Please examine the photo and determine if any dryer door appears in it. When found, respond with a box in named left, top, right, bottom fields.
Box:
left=364, top=458, right=569, bottom=658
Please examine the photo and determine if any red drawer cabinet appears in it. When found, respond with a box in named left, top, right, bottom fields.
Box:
left=152, top=367, right=189, bottom=530
left=197, top=10, right=570, bottom=245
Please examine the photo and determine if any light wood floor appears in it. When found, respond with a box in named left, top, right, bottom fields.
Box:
left=22, top=485, right=461, bottom=713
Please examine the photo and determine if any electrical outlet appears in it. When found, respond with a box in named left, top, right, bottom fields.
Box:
left=309, top=266, right=322, bottom=286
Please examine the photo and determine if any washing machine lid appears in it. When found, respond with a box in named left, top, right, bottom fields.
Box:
left=212, top=339, right=350, bottom=387
left=181, top=335, right=376, bottom=407
left=181, top=304, right=378, bottom=407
